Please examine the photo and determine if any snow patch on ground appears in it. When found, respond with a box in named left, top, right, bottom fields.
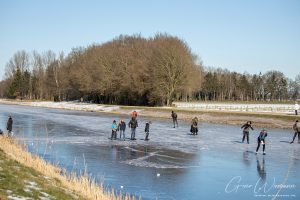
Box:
left=6, top=189, right=12, bottom=194
left=24, top=180, right=41, bottom=192
left=30, top=101, right=120, bottom=112
left=173, top=102, right=295, bottom=113
left=8, top=195, right=31, bottom=200
left=39, top=191, right=53, bottom=200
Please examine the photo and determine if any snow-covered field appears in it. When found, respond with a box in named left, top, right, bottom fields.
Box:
left=0, top=99, right=297, bottom=114
left=173, top=102, right=296, bottom=113
left=0, top=99, right=120, bottom=112
left=30, top=101, right=120, bottom=112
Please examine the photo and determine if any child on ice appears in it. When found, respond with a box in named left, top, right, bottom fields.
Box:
left=111, top=120, right=118, bottom=140
left=256, top=129, right=268, bottom=155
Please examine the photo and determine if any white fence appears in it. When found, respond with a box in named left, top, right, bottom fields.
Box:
left=172, top=102, right=295, bottom=113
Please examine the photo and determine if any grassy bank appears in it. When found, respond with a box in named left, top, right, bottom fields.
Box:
left=130, top=105, right=300, bottom=120
left=118, top=105, right=300, bottom=128
left=0, top=148, right=84, bottom=200
left=0, top=136, right=133, bottom=200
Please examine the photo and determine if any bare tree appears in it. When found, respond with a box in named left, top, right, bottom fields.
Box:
left=149, top=34, right=197, bottom=105
left=5, top=50, right=30, bottom=79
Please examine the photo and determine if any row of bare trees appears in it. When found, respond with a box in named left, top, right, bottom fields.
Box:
left=200, top=69, right=299, bottom=101
left=0, top=34, right=299, bottom=105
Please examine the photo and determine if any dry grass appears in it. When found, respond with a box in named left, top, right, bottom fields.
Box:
left=0, top=136, right=135, bottom=200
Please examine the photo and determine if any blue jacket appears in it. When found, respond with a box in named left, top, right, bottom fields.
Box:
left=119, top=121, right=126, bottom=131
left=112, top=123, right=117, bottom=130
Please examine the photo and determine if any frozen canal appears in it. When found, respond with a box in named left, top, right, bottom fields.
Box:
left=0, top=104, right=299, bottom=200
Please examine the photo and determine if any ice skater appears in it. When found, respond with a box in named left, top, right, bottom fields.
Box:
left=118, top=119, right=126, bottom=140
left=131, top=110, right=138, bottom=119
left=241, top=121, right=254, bottom=144
left=256, top=129, right=268, bottom=155
left=111, top=120, right=118, bottom=140
left=190, top=117, right=198, bottom=135
left=295, top=102, right=299, bottom=115
left=171, top=111, right=178, bottom=128
left=6, top=115, right=13, bottom=137
left=128, top=117, right=138, bottom=140
left=144, top=121, right=151, bottom=141
left=290, top=120, right=300, bottom=144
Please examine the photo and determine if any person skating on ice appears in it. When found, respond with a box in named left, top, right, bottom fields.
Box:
left=171, top=111, right=178, bottom=128
left=241, top=121, right=254, bottom=144
left=256, top=129, right=268, bottom=155
left=290, top=120, right=300, bottom=144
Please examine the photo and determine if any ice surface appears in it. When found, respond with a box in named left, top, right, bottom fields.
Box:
left=0, top=104, right=299, bottom=200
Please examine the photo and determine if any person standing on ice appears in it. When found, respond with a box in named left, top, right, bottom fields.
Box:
left=290, top=120, right=300, bottom=144
left=128, top=117, right=138, bottom=140
left=241, top=121, right=254, bottom=144
left=256, top=129, right=268, bottom=155
left=131, top=110, right=138, bottom=119
left=295, top=102, right=299, bottom=115
left=171, top=111, right=178, bottom=128
left=6, top=116, right=13, bottom=137
left=111, top=120, right=118, bottom=140
left=118, top=119, right=126, bottom=140
left=190, top=117, right=198, bottom=135
left=144, top=121, right=151, bottom=140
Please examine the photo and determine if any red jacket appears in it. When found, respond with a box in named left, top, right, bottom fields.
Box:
left=131, top=111, right=138, bottom=118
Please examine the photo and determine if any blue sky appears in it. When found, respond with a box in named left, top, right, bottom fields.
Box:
left=0, top=0, right=299, bottom=80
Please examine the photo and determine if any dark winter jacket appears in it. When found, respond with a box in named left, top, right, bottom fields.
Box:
left=192, top=121, right=198, bottom=128
left=171, top=112, right=177, bottom=119
left=118, top=121, right=126, bottom=131
left=241, top=123, right=254, bottom=132
left=145, top=123, right=150, bottom=132
left=258, top=131, right=267, bottom=140
left=6, top=117, right=13, bottom=131
left=128, top=118, right=138, bottom=129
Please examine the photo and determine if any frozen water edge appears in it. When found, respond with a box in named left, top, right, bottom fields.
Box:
left=1, top=104, right=299, bottom=200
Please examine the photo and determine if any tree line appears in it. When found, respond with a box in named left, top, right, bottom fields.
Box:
left=0, top=34, right=299, bottom=106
